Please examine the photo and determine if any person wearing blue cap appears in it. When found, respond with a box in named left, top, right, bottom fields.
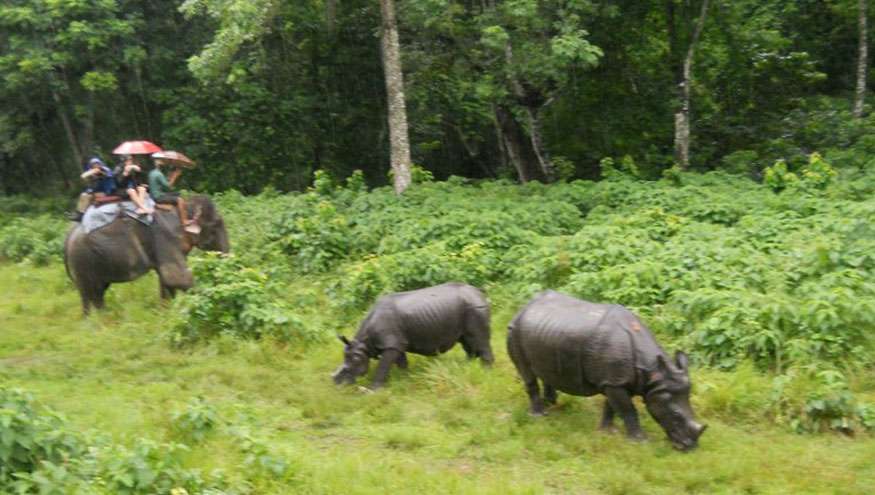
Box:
left=69, top=157, right=115, bottom=221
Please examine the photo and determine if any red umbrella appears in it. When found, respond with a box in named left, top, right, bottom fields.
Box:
left=151, top=150, right=196, bottom=168
left=113, top=140, right=162, bottom=155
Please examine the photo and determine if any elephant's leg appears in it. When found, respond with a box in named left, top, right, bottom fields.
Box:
left=544, top=384, right=558, bottom=406
left=92, top=283, right=109, bottom=310
left=604, top=386, right=645, bottom=440
left=79, top=290, right=92, bottom=317
left=599, top=399, right=617, bottom=432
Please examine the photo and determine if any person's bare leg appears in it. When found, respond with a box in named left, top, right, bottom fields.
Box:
left=179, top=198, right=200, bottom=234
left=130, top=188, right=148, bottom=214
left=137, top=186, right=153, bottom=214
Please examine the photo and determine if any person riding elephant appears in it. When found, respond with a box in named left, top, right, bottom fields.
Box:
left=113, top=155, right=152, bottom=215
left=68, top=157, right=115, bottom=221
left=64, top=195, right=230, bottom=315
left=149, top=158, right=198, bottom=234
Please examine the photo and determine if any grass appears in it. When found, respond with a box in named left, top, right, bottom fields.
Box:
left=1, top=262, right=873, bottom=494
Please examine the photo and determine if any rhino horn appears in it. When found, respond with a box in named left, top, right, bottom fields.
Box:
left=338, top=335, right=351, bottom=346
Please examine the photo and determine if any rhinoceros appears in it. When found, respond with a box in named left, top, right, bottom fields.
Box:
left=332, top=282, right=494, bottom=389
left=507, top=291, right=706, bottom=451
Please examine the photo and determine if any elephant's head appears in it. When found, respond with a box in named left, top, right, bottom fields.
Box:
left=188, top=196, right=230, bottom=254
left=152, top=212, right=194, bottom=290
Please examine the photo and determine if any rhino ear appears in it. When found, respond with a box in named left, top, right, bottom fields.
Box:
left=338, top=335, right=351, bottom=346
left=656, top=354, right=671, bottom=373
left=675, top=351, right=689, bottom=372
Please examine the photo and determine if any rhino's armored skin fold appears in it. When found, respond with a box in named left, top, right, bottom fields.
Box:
left=333, top=282, right=494, bottom=389
left=508, top=291, right=706, bottom=451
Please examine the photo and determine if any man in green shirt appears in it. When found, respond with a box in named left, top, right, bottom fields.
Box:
left=149, top=159, right=199, bottom=234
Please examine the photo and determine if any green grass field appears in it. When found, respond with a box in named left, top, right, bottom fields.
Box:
left=2, top=262, right=873, bottom=494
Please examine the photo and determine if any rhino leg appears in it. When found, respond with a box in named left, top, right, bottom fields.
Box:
left=371, top=348, right=403, bottom=390
left=599, top=400, right=618, bottom=432
left=462, top=306, right=494, bottom=365
left=396, top=352, right=408, bottom=369
left=507, top=329, right=545, bottom=415
left=544, top=384, right=558, bottom=406
left=604, top=387, right=646, bottom=440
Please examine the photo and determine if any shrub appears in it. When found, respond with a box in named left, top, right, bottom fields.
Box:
left=171, top=253, right=316, bottom=344
left=0, top=388, right=83, bottom=485
left=268, top=196, right=353, bottom=273
left=0, top=215, right=66, bottom=265
left=171, top=397, right=219, bottom=443
left=1, top=387, right=225, bottom=494
left=763, top=159, right=799, bottom=192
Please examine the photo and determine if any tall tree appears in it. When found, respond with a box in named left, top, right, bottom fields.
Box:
left=855, top=0, right=868, bottom=118
left=380, top=0, right=412, bottom=194
left=403, top=0, right=602, bottom=183
left=667, top=0, right=711, bottom=169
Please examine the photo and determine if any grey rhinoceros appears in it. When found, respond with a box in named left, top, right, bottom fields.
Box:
left=332, top=282, right=494, bottom=389
left=507, top=291, right=706, bottom=451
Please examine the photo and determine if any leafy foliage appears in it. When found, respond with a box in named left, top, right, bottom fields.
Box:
left=170, top=253, right=315, bottom=344
left=0, top=215, right=66, bottom=265
left=0, top=387, right=224, bottom=494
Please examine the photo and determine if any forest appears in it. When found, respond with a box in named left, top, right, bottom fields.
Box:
left=2, top=1, right=875, bottom=494
left=2, top=0, right=875, bottom=193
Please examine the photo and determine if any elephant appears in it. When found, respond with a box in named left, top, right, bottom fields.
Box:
left=64, top=195, right=229, bottom=315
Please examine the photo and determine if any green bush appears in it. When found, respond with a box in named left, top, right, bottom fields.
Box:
left=0, top=215, right=66, bottom=265
left=1, top=387, right=225, bottom=494
left=171, top=397, right=219, bottom=443
left=171, top=253, right=317, bottom=344
left=0, top=388, right=83, bottom=486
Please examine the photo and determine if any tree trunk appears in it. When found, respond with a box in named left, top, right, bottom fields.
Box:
left=326, top=0, right=338, bottom=34
left=379, top=0, right=413, bottom=194
left=672, top=0, right=710, bottom=170
left=504, top=43, right=555, bottom=181
left=494, top=105, right=546, bottom=183
left=524, top=106, right=555, bottom=181
left=51, top=89, right=84, bottom=169
left=855, top=0, right=868, bottom=119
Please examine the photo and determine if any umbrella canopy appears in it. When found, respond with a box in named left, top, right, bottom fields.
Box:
left=151, top=150, right=196, bottom=168
left=113, top=140, right=162, bottom=155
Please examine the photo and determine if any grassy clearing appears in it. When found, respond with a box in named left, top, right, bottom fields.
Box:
left=1, top=263, right=873, bottom=494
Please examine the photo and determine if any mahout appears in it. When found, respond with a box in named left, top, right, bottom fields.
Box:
left=332, top=282, right=494, bottom=389
left=64, top=195, right=229, bottom=315
left=507, top=290, right=706, bottom=451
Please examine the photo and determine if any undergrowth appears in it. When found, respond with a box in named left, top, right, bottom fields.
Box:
left=2, top=158, right=875, bottom=492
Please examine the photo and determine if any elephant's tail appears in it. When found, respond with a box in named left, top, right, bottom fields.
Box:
left=63, top=224, right=81, bottom=283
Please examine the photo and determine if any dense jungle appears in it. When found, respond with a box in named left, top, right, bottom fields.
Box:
left=2, top=1, right=875, bottom=494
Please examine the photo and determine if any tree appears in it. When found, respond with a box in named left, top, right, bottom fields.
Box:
left=855, top=0, right=868, bottom=118
left=380, top=0, right=412, bottom=194
left=666, top=0, right=711, bottom=169
left=0, top=0, right=138, bottom=185
left=403, top=0, right=602, bottom=183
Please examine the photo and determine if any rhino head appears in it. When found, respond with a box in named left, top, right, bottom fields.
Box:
left=643, top=351, right=707, bottom=451
left=332, top=336, right=370, bottom=385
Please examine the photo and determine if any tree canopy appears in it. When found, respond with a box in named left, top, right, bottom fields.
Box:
left=0, top=0, right=872, bottom=194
